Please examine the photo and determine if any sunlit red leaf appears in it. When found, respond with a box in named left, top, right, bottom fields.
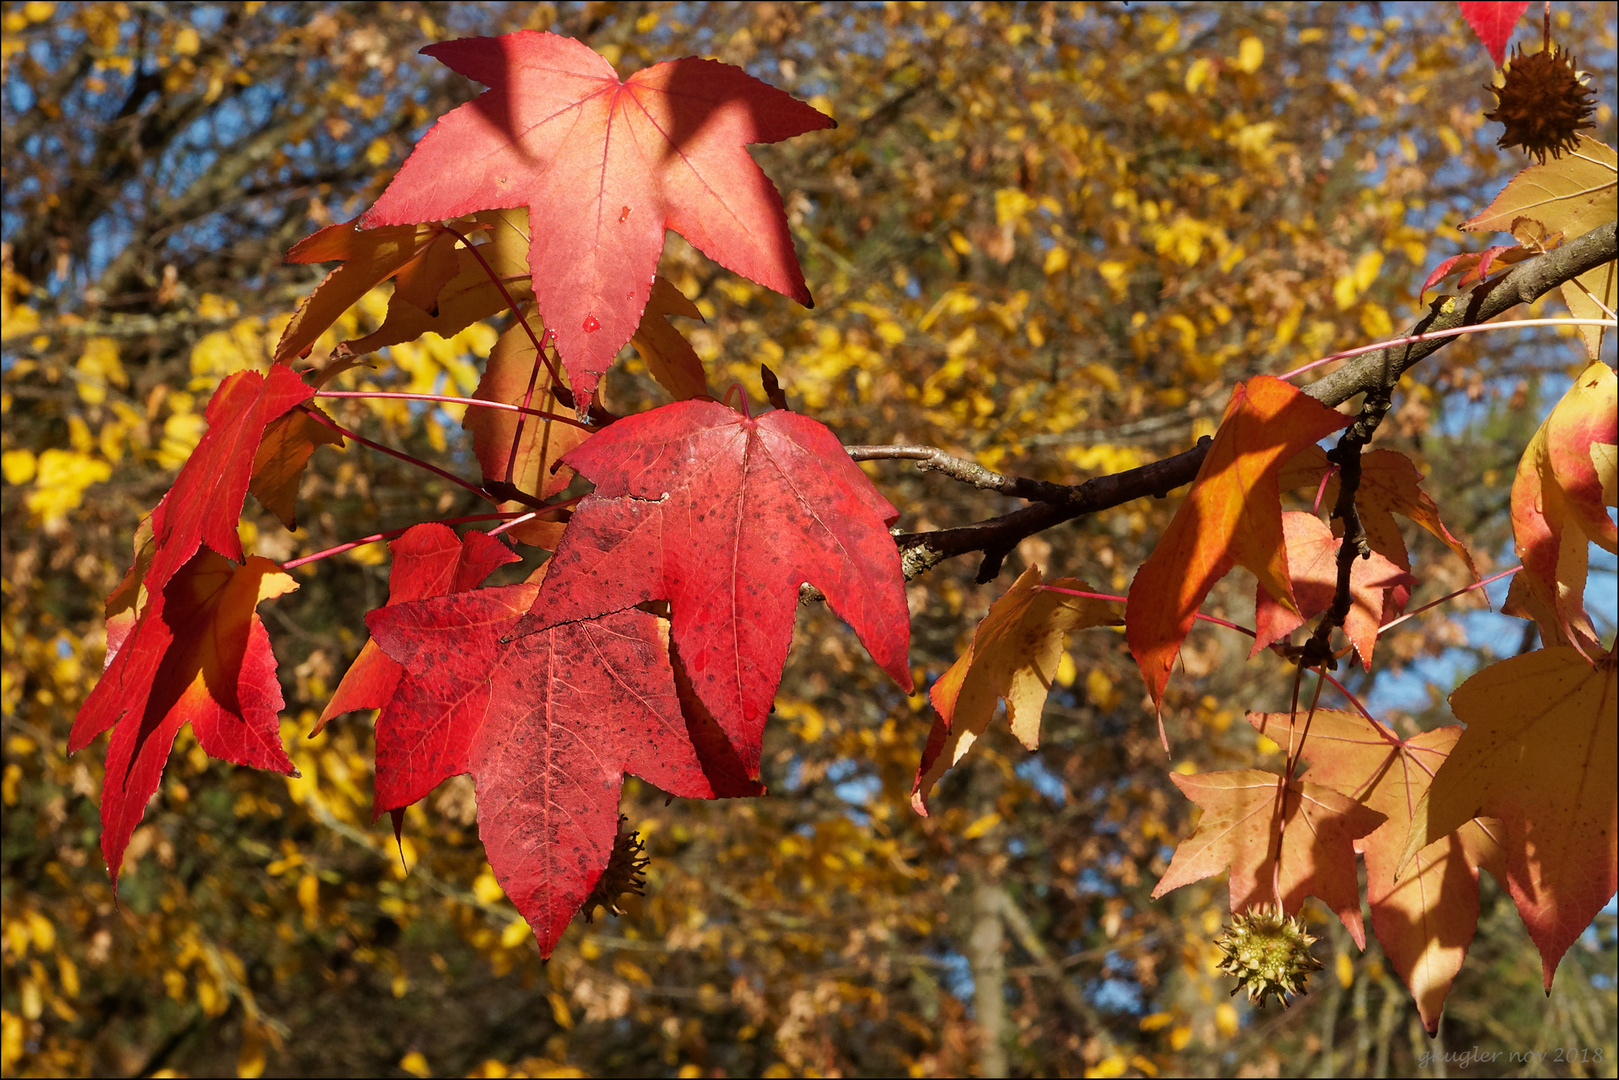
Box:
left=145, top=365, right=314, bottom=594
left=1419, top=243, right=1529, bottom=296
left=360, top=31, right=832, bottom=402
left=71, top=552, right=298, bottom=882
left=1458, top=1, right=1529, bottom=66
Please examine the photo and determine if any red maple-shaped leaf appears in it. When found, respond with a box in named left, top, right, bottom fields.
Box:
left=1400, top=646, right=1617, bottom=989
left=316, top=525, right=519, bottom=732
left=359, top=31, right=833, bottom=402
left=72, top=552, right=298, bottom=881
left=514, top=399, right=912, bottom=776
left=1458, top=1, right=1529, bottom=66
left=1126, top=377, right=1349, bottom=709
left=71, top=365, right=317, bottom=881
left=1152, top=769, right=1385, bottom=946
left=1247, top=710, right=1504, bottom=1033
left=1251, top=512, right=1417, bottom=667
left=367, top=582, right=730, bottom=954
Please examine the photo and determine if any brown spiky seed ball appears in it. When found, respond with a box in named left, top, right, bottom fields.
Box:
left=1485, top=44, right=1598, bottom=164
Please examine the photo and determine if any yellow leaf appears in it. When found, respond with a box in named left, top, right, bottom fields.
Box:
left=1, top=449, right=36, bottom=485
left=1233, top=36, right=1264, bottom=74
left=963, top=811, right=1001, bottom=839
left=399, top=1051, right=431, bottom=1078
left=1185, top=57, right=1214, bottom=94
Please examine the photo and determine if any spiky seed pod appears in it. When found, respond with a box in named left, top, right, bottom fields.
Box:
left=1485, top=44, right=1598, bottom=164
left=1213, top=904, right=1324, bottom=1009
left=583, top=816, right=650, bottom=921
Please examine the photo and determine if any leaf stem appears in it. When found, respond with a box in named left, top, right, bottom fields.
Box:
left=300, top=407, right=494, bottom=503
left=315, top=390, right=592, bottom=430
left=439, top=223, right=564, bottom=389
left=1377, top=565, right=1522, bottom=633
left=281, top=514, right=525, bottom=570
left=1277, top=317, right=1617, bottom=381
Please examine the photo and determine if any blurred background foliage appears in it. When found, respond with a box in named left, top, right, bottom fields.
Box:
left=2, top=1, right=1616, bottom=1076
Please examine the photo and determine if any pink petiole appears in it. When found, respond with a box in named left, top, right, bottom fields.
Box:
left=316, top=390, right=591, bottom=431
left=1378, top=565, right=1522, bottom=633
left=281, top=513, right=529, bottom=570
left=1277, top=317, right=1617, bottom=382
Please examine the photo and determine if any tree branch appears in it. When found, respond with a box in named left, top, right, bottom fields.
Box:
left=873, top=220, right=1617, bottom=584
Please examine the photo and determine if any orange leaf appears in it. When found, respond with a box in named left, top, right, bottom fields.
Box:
left=630, top=277, right=708, bottom=401
left=333, top=209, right=534, bottom=360
left=1281, top=446, right=1479, bottom=600
left=1505, top=360, right=1617, bottom=657
left=464, top=314, right=591, bottom=548
left=1152, top=768, right=1385, bottom=946
left=249, top=406, right=346, bottom=530
left=1247, top=709, right=1503, bottom=1033
left=274, top=218, right=477, bottom=362
left=1251, top=512, right=1416, bottom=667
left=1400, top=646, right=1617, bottom=989
left=911, top=567, right=1121, bottom=815
left=1126, top=377, right=1349, bottom=709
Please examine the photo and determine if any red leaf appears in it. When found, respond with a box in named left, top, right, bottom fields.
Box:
left=316, top=525, right=518, bottom=732
left=515, top=399, right=912, bottom=776
left=72, top=367, right=312, bottom=758
left=73, top=552, right=298, bottom=882
left=1152, top=769, right=1386, bottom=946
left=1458, top=1, right=1528, bottom=66
left=1419, top=243, right=1528, bottom=296
left=367, top=583, right=729, bottom=954
left=147, top=365, right=315, bottom=594
left=1126, top=377, right=1349, bottom=710
left=1251, top=512, right=1417, bottom=667
left=360, top=31, right=833, bottom=403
